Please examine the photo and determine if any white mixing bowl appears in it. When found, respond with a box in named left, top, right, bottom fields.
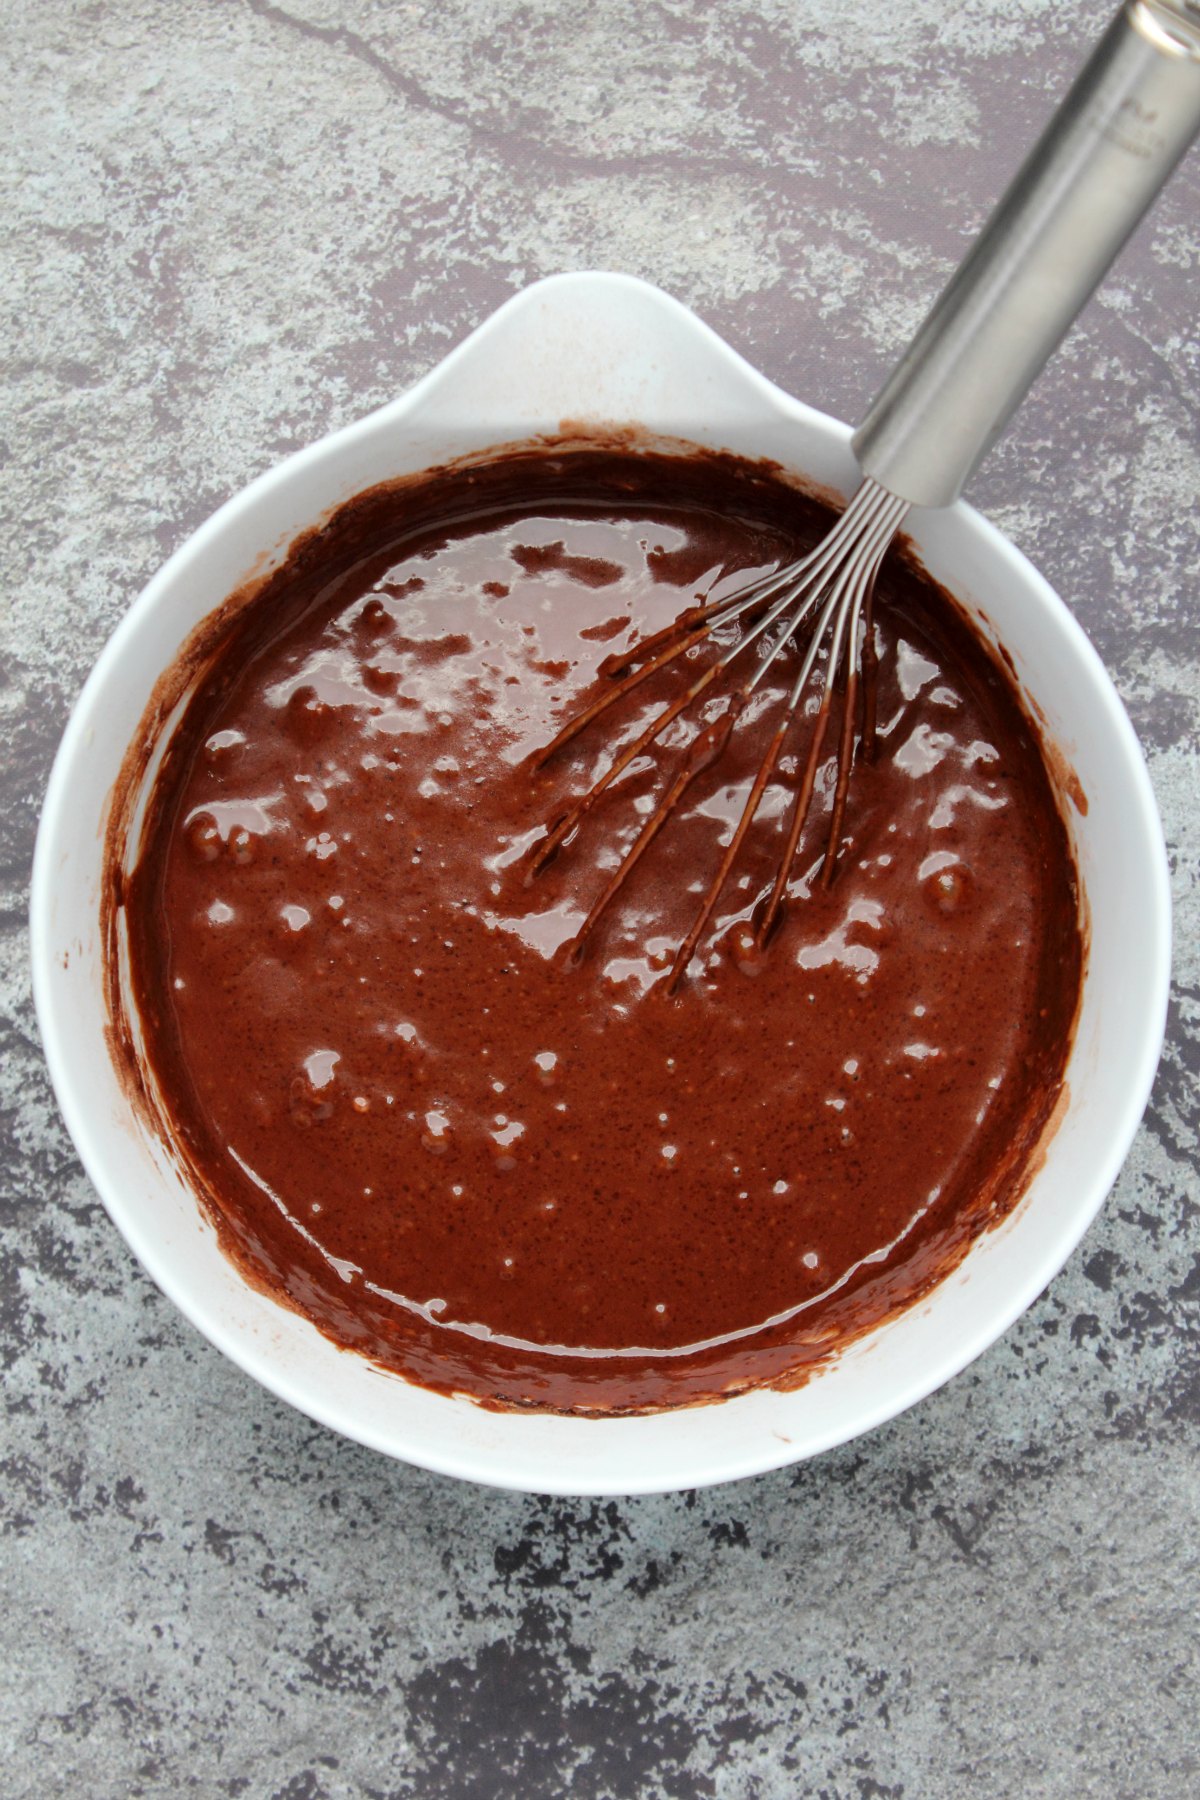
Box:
left=30, top=272, right=1170, bottom=1495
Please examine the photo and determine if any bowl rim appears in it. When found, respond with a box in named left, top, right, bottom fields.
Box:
left=30, top=271, right=1172, bottom=1494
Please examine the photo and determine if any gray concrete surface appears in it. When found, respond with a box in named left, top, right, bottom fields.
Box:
left=3, top=2, right=1198, bottom=1795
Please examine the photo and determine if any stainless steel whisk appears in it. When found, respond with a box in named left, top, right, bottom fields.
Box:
left=534, top=0, right=1200, bottom=985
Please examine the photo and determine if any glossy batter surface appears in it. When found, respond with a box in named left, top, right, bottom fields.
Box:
left=119, top=446, right=1083, bottom=1411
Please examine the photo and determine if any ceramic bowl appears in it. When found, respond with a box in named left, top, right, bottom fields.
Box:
left=30, top=272, right=1170, bottom=1494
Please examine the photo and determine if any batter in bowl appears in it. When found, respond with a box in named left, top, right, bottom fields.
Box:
left=110, top=444, right=1083, bottom=1412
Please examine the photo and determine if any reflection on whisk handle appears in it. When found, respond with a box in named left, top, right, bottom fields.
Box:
left=852, top=0, right=1200, bottom=511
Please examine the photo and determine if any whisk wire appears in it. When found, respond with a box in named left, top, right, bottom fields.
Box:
left=752, top=492, right=906, bottom=949
left=531, top=498, right=885, bottom=876
left=535, top=479, right=909, bottom=979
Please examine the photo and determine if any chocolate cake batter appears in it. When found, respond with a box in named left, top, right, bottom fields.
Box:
left=113, top=444, right=1083, bottom=1412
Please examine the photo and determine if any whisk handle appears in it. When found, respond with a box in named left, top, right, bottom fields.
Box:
left=852, top=0, right=1200, bottom=510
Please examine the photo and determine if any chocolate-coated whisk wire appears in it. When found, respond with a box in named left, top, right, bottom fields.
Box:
left=528, top=480, right=909, bottom=984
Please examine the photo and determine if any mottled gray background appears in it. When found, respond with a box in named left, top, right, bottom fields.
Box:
left=3, top=1, right=1198, bottom=1795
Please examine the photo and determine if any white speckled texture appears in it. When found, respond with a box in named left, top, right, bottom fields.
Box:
left=3, top=3, right=1198, bottom=1795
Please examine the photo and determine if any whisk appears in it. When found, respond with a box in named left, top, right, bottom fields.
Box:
left=531, top=0, right=1200, bottom=987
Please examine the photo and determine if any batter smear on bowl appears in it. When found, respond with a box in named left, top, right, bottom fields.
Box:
left=113, top=444, right=1084, bottom=1412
